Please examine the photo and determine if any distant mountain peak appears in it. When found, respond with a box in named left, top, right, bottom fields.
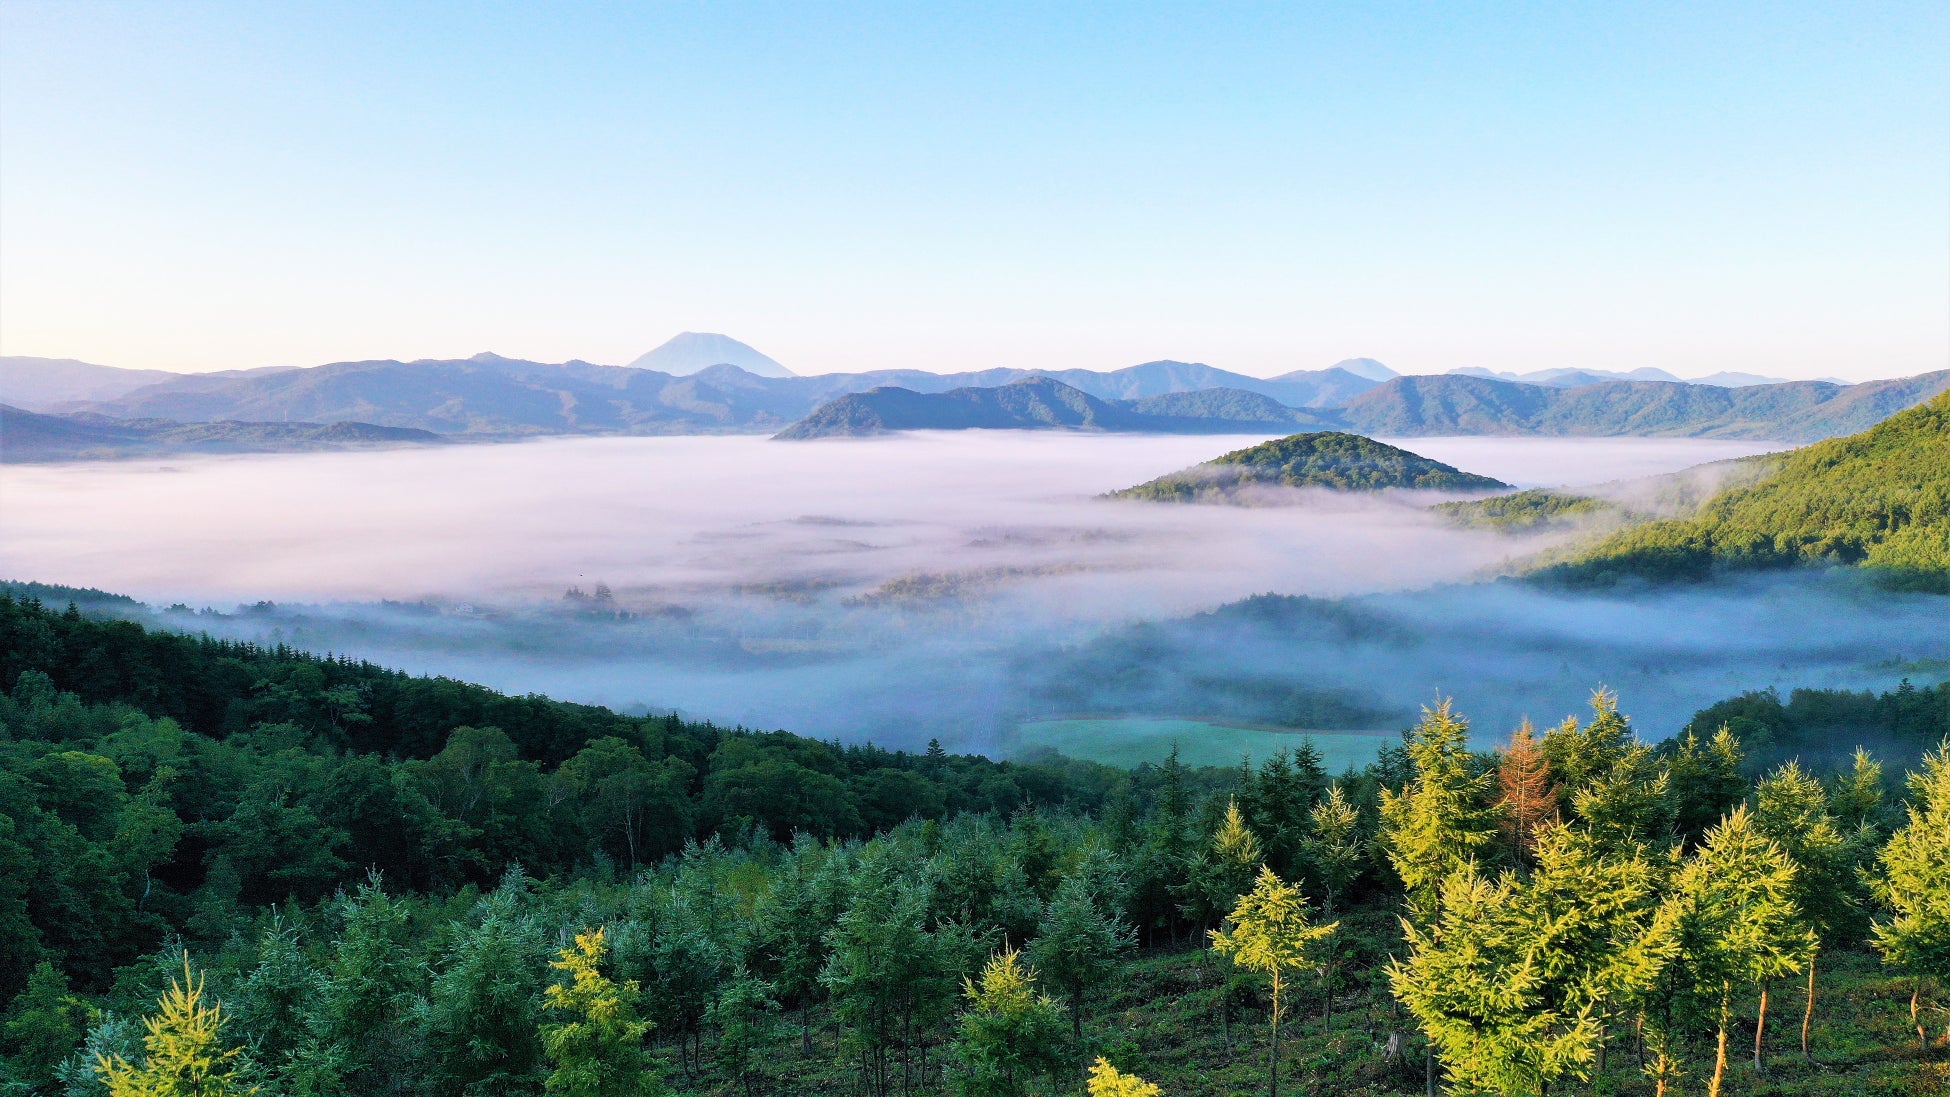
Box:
left=1330, top=358, right=1398, bottom=382
left=627, top=332, right=794, bottom=378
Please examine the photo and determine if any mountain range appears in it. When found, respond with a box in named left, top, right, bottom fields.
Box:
left=0, top=346, right=1943, bottom=455
left=775, top=377, right=1338, bottom=438
left=779, top=370, right=1950, bottom=443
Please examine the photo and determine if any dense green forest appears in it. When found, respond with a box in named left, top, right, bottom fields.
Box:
left=1430, top=489, right=1624, bottom=534
left=2, top=592, right=1947, bottom=1095
left=1109, top=433, right=1507, bottom=503
left=1547, top=392, right=1950, bottom=590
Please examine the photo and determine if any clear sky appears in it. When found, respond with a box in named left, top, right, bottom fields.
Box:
left=2, top=2, right=1945, bottom=380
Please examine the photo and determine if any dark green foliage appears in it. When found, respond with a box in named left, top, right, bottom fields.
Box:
left=1545, top=391, right=1950, bottom=587
left=1431, top=488, right=1624, bottom=532
left=1338, top=369, right=1950, bottom=441
left=2, top=588, right=1945, bottom=1097
left=1109, top=431, right=1508, bottom=501
left=1683, top=679, right=1950, bottom=773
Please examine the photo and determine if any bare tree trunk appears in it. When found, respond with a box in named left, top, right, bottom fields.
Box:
left=1802, top=955, right=1816, bottom=1061
left=1916, top=982, right=1928, bottom=1053
left=1710, top=996, right=1729, bottom=1097
left=1269, top=973, right=1282, bottom=1097
left=1425, top=1046, right=1436, bottom=1097
left=1754, top=979, right=1769, bottom=1074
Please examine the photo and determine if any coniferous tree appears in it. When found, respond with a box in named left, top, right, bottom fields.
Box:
left=950, top=949, right=1067, bottom=1097
left=93, top=957, right=255, bottom=1097
left=1666, top=806, right=1813, bottom=1097
left=1495, top=722, right=1557, bottom=868
left=1572, top=741, right=1674, bottom=856
left=1540, top=690, right=1634, bottom=812
left=1390, top=824, right=1677, bottom=1096
left=1086, top=1057, right=1162, bottom=1097
left=320, top=875, right=421, bottom=1095
left=1868, top=741, right=1950, bottom=1055
left=1298, top=783, right=1365, bottom=1030
left=1380, top=699, right=1500, bottom=1096
left=1666, top=727, right=1749, bottom=844
left=420, top=876, right=549, bottom=1096
left=1029, top=874, right=1135, bottom=1040
left=1210, top=867, right=1338, bottom=1097
left=1187, top=799, right=1262, bottom=929
left=1828, top=748, right=1885, bottom=831
left=1379, top=700, right=1501, bottom=927
left=230, top=916, right=327, bottom=1084
left=1752, top=761, right=1867, bottom=1062
left=539, top=928, right=664, bottom=1097
left=3, top=961, right=93, bottom=1090
left=708, top=969, right=780, bottom=1097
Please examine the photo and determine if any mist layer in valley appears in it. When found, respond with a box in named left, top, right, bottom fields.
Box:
left=7, top=431, right=1935, bottom=756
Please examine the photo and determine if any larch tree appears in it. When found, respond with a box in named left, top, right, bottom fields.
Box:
left=1189, top=798, right=1263, bottom=928
left=708, top=967, right=780, bottom=1097
left=539, top=927, right=665, bottom=1097
left=1571, top=741, right=1675, bottom=857
left=1389, top=824, right=1677, bottom=1096
left=1379, top=699, right=1500, bottom=1096
left=1379, top=699, right=1501, bottom=926
left=1667, top=806, right=1814, bottom=1097
left=93, top=956, right=257, bottom=1097
left=1868, top=741, right=1950, bottom=1055
left=1299, top=783, right=1365, bottom=1029
left=1028, top=873, right=1135, bottom=1040
left=1210, top=866, right=1338, bottom=1097
left=1496, top=721, right=1557, bottom=868
left=950, top=949, right=1067, bottom=1097
left=1828, top=748, right=1885, bottom=831
left=1752, top=761, right=1865, bottom=1063
left=1087, top=1057, right=1163, bottom=1097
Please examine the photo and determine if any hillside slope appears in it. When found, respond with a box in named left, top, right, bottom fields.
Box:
left=0, top=357, right=180, bottom=409
left=1543, top=391, right=1950, bottom=587
left=1108, top=431, right=1508, bottom=502
left=775, top=378, right=1338, bottom=438
left=1341, top=371, right=1950, bottom=440
left=0, top=405, right=443, bottom=461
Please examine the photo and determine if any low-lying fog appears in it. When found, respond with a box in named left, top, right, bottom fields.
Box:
left=7, top=432, right=1940, bottom=755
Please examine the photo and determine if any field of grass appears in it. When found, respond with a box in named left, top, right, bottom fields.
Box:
left=1013, top=717, right=1399, bottom=772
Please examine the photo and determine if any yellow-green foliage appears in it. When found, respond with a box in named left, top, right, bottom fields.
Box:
left=1087, top=1057, right=1163, bottom=1097
left=94, top=957, right=256, bottom=1097
left=540, top=928, right=662, bottom=1097
left=1557, top=391, right=1950, bottom=584
left=1869, top=742, right=1950, bottom=978
left=1210, top=866, right=1338, bottom=1096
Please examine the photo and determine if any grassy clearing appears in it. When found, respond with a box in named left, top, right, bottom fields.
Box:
left=658, top=944, right=1939, bottom=1096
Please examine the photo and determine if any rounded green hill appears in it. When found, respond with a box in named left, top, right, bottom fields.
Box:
left=1108, top=431, right=1509, bottom=502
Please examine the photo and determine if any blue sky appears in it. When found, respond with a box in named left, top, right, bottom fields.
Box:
left=1, top=2, right=1944, bottom=380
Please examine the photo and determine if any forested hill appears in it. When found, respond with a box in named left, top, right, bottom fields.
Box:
left=774, top=377, right=1337, bottom=438
left=0, top=404, right=443, bottom=461
left=1545, top=391, right=1950, bottom=588
left=1337, top=369, right=1950, bottom=441
left=1108, top=431, right=1508, bottom=502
